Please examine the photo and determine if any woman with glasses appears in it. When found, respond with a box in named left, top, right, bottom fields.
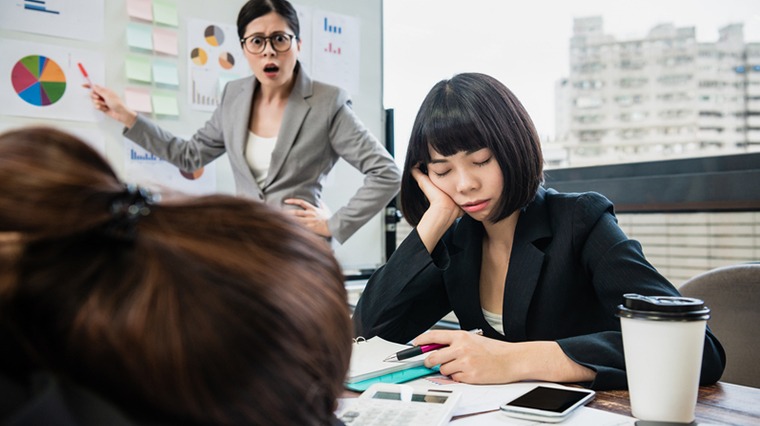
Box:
left=352, top=73, right=726, bottom=390
left=88, top=0, right=400, bottom=244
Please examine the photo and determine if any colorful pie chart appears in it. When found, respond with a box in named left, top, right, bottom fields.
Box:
left=191, top=47, right=208, bottom=66
left=11, top=55, right=66, bottom=107
left=204, top=25, right=225, bottom=47
left=219, top=52, right=235, bottom=70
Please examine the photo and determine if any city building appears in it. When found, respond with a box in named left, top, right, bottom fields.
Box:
left=552, top=16, right=760, bottom=168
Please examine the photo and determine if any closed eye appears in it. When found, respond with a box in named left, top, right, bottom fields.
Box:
left=475, top=156, right=493, bottom=167
left=432, top=169, right=451, bottom=177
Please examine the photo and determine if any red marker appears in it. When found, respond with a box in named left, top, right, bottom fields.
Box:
left=77, top=62, right=92, bottom=86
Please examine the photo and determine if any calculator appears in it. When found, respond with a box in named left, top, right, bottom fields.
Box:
left=338, top=383, right=462, bottom=426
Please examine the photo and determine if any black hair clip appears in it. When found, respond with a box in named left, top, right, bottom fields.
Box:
left=105, top=184, right=160, bottom=241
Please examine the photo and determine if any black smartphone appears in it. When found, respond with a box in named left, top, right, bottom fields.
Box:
left=500, top=385, right=595, bottom=423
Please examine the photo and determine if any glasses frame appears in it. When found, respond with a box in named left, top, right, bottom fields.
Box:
left=240, top=32, right=297, bottom=54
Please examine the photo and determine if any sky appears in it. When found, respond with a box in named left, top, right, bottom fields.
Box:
left=383, top=0, right=760, bottom=163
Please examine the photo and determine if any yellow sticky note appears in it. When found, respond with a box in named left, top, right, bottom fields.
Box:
left=152, top=92, right=179, bottom=116
left=153, top=0, right=178, bottom=27
left=125, top=56, right=152, bottom=83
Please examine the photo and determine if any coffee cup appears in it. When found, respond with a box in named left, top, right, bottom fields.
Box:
left=617, top=293, right=710, bottom=423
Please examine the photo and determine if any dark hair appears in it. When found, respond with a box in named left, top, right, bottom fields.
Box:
left=400, top=72, right=544, bottom=226
left=0, top=127, right=351, bottom=425
left=237, top=0, right=301, bottom=40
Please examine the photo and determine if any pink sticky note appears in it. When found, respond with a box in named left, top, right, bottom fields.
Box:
left=127, top=0, right=153, bottom=21
left=153, top=28, right=178, bottom=56
left=124, top=87, right=153, bottom=113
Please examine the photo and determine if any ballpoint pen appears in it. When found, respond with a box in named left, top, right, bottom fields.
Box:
left=383, top=329, right=483, bottom=362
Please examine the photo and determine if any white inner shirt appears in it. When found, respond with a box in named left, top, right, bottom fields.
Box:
left=245, top=131, right=277, bottom=187
left=482, top=307, right=504, bottom=335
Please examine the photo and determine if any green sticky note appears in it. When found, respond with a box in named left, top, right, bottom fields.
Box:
left=126, top=22, right=154, bottom=51
left=153, top=0, right=178, bottom=27
left=153, top=61, right=179, bottom=86
left=125, top=56, right=152, bottom=83
left=152, top=92, right=179, bottom=116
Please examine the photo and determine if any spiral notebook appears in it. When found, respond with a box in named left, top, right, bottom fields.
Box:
left=347, top=336, right=432, bottom=384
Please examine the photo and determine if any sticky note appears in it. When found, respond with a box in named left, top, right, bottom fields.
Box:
left=124, top=87, right=152, bottom=113
left=127, top=22, right=154, bottom=51
left=152, top=92, right=179, bottom=116
left=153, top=0, right=178, bottom=27
left=153, top=61, right=179, bottom=86
left=153, top=28, right=178, bottom=56
left=126, top=0, right=153, bottom=21
left=125, top=56, right=153, bottom=83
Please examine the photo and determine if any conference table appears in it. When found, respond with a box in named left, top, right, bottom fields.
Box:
left=587, top=382, right=760, bottom=425
left=343, top=381, right=760, bottom=424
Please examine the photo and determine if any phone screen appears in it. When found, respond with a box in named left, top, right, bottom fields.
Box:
left=504, top=386, right=593, bottom=413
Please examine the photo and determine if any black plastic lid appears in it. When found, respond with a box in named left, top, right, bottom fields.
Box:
left=617, top=293, right=711, bottom=321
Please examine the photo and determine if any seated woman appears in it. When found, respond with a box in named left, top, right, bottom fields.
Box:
left=352, top=73, right=725, bottom=390
left=0, top=127, right=351, bottom=425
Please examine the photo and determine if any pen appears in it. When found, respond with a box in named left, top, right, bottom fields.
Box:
left=383, top=328, right=483, bottom=362
left=77, top=62, right=92, bottom=86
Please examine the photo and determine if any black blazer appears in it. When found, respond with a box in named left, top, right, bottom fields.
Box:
left=353, top=187, right=725, bottom=390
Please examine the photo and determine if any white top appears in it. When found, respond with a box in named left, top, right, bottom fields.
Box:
left=482, top=307, right=504, bottom=335
left=245, top=131, right=277, bottom=187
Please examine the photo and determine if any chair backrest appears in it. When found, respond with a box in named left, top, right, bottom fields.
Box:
left=679, top=263, right=760, bottom=388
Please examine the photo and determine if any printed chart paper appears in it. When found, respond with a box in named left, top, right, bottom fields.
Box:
left=0, top=40, right=105, bottom=122
left=311, top=10, right=360, bottom=96
left=186, top=18, right=249, bottom=111
left=0, top=0, right=104, bottom=42
left=124, top=139, right=217, bottom=195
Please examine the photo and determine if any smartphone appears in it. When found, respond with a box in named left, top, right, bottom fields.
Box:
left=500, top=385, right=595, bottom=423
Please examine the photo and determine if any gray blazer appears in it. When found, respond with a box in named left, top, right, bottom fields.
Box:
left=124, top=65, right=401, bottom=243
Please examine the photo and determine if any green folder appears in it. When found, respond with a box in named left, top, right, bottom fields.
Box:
left=345, top=365, right=439, bottom=392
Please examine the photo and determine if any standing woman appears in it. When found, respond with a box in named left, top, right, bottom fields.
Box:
left=353, top=73, right=725, bottom=390
left=89, top=0, right=400, bottom=243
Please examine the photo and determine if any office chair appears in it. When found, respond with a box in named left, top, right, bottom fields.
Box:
left=679, top=263, right=760, bottom=388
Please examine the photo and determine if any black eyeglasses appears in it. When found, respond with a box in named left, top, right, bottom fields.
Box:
left=240, top=32, right=297, bottom=54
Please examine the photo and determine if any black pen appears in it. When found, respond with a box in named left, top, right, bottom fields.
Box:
left=383, top=329, right=483, bottom=362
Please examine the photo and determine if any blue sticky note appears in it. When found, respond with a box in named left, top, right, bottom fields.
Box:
left=127, top=22, right=154, bottom=51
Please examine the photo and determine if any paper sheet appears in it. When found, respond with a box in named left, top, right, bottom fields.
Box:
left=348, top=337, right=427, bottom=383
left=449, top=406, right=635, bottom=425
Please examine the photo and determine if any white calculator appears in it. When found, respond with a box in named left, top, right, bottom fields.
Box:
left=338, top=383, right=462, bottom=426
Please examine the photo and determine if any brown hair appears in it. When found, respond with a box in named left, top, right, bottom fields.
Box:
left=0, top=127, right=351, bottom=425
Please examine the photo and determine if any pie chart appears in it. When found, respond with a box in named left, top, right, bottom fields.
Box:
left=191, top=47, right=208, bottom=65
left=204, top=25, right=224, bottom=47
left=180, top=167, right=204, bottom=180
left=219, top=52, right=235, bottom=70
left=11, top=55, right=66, bottom=107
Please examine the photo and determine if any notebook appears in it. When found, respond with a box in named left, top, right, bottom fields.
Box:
left=347, top=336, right=431, bottom=384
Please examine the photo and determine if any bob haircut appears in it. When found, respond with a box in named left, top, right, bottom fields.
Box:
left=237, top=0, right=301, bottom=41
left=400, top=72, right=544, bottom=226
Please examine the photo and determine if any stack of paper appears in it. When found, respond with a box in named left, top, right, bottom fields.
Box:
left=347, top=337, right=431, bottom=384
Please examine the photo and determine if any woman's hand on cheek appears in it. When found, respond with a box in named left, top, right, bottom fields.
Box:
left=411, top=165, right=461, bottom=219
left=411, top=164, right=463, bottom=252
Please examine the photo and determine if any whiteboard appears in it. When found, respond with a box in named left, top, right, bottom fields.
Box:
left=0, top=0, right=386, bottom=273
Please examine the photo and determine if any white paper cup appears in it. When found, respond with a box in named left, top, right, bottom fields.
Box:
left=618, top=294, right=710, bottom=423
